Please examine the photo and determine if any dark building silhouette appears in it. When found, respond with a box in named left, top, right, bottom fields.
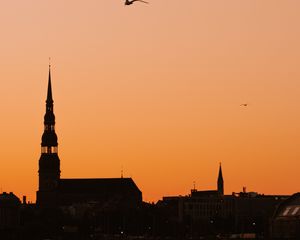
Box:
left=190, top=163, right=224, bottom=198
left=0, top=192, right=21, bottom=229
left=0, top=192, right=21, bottom=240
left=157, top=166, right=288, bottom=238
left=58, top=178, right=142, bottom=207
left=271, top=192, right=300, bottom=239
left=36, top=67, right=142, bottom=209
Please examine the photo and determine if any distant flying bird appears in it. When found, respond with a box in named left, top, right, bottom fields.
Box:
left=240, top=103, right=248, bottom=107
left=125, top=0, right=149, bottom=5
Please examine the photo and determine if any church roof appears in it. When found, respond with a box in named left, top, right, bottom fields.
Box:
left=0, top=192, right=21, bottom=206
left=191, top=190, right=220, bottom=198
left=57, top=178, right=142, bottom=206
left=59, top=178, right=141, bottom=194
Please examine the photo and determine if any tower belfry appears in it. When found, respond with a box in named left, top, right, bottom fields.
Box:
left=37, top=66, right=61, bottom=207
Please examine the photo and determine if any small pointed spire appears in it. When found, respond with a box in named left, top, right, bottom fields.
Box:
left=217, top=162, right=224, bottom=195
left=218, top=162, right=223, bottom=181
left=47, top=63, right=53, bottom=104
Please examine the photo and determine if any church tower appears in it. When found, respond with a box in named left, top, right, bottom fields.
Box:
left=36, top=66, right=61, bottom=207
left=217, top=163, right=224, bottom=195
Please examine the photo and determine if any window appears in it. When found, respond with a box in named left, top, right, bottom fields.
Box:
left=282, top=207, right=291, bottom=216
left=291, top=207, right=300, bottom=215
left=41, top=146, right=58, bottom=154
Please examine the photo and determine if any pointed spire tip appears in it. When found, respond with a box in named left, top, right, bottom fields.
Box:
left=46, top=64, right=53, bottom=103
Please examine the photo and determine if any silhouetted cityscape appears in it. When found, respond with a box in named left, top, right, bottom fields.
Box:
left=0, top=68, right=299, bottom=239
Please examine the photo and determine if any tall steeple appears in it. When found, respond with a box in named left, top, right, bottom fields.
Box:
left=37, top=65, right=61, bottom=207
left=217, top=163, right=224, bottom=195
left=42, top=65, right=57, bottom=153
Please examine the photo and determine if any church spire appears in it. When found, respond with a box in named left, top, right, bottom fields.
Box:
left=41, top=65, right=58, bottom=152
left=47, top=65, right=53, bottom=104
left=217, top=163, right=224, bottom=195
left=37, top=65, right=61, bottom=206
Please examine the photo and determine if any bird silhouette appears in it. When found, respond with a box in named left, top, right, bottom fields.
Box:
left=125, top=0, right=149, bottom=5
left=240, top=103, right=248, bottom=107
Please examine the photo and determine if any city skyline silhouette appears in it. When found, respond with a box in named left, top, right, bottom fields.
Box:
left=0, top=1, right=300, bottom=203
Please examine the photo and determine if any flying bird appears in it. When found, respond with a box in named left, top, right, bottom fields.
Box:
left=240, top=103, right=248, bottom=107
left=125, top=0, right=149, bottom=5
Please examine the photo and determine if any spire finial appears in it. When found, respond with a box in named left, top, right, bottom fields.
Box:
left=121, top=165, right=123, bottom=178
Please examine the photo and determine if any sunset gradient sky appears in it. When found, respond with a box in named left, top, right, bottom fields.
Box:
left=0, top=0, right=300, bottom=202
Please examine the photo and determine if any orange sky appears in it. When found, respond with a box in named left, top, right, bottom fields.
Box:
left=0, top=1, right=300, bottom=203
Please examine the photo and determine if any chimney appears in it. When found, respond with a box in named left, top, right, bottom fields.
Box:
left=23, top=196, right=27, bottom=204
